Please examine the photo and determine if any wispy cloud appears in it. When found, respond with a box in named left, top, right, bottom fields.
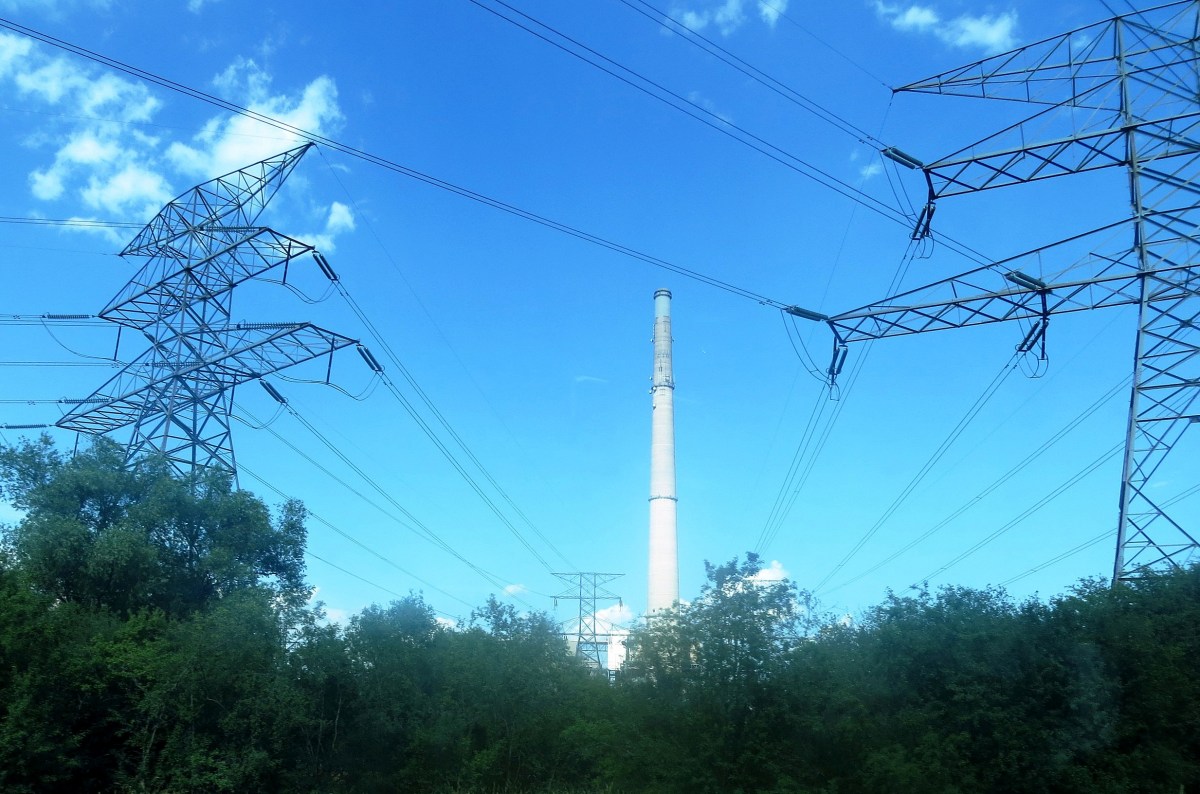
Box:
left=2, top=32, right=350, bottom=249
left=872, top=2, right=1017, bottom=54
left=673, top=0, right=790, bottom=36
left=574, top=374, right=608, bottom=385
left=750, top=559, right=789, bottom=585
left=299, top=200, right=356, bottom=253
left=166, top=57, right=343, bottom=178
left=859, top=161, right=883, bottom=180
left=504, top=583, right=527, bottom=596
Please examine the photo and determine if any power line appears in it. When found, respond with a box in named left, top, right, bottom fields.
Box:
left=328, top=276, right=573, bottom=571
left=823, top=375, right=1131, bottom=594
left=914, top=442, right=1125, bottom=586
left=319, top=152, right=579, bottom=552
left=756, top=239, right=921, bottom=556
left=241, top=462, right=475, bottom=611
left=0, top=16, right=793, bottom=310
left=466, top=0, right=992, bottom=266
left=616, top=0, right=883, bottom=145
left=464, top=0, right=958, bottom=250
left=756, top=0, right=895, bottom=90
left=240, top=399, right=535, bottom=606
left=1000, top=482, right=1200, bottom=587
left=0, top=215, right=142, bottom=229
left=813, top=351, right=1021, bottom=593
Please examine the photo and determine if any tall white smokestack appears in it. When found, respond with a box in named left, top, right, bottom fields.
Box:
left=647, top=288, right=678, bottom=614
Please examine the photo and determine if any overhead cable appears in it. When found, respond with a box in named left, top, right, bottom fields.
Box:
left=823, top=375, right=1132, bottom=594
left=617, top=0, right=884, bottom=146
left=330, top=278, right=573, bottom=570
left=0, top=16, right=794, bottom=309
left=813, top=351, right=1022, bottom=593
left=913, top=441, right=1124, bottom=586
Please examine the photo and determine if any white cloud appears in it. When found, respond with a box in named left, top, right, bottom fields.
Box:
left=81, top=163, right=173, bottom=217
left=594, top=601, right=634, bottom=627
left=574, top=374, right=608, bottom=384
left=504, top=583, right=527, bottom=596
left=3, top=36, right=345, bottom=246
left=674, top=0, right=788, bottom=36
left=859, top=161, right=883, bottom=180
left=0, top=32, right=32, bottom=78
left=757, top=0, right=788, bottom=26
left=873, top=2, right=1017, bottom=54
left=943, top=11, right=1017, bottom=52
left=890, top=3, right=939, bottom=31
left=297, top=201, right=357, bottom=253
left=750, top=559, right=789, bottom=585
left=29, top=167, right=64, bottom=201
left=167, top=58, right=342, bottom=179
left=325, top=201, right=355, bottom=234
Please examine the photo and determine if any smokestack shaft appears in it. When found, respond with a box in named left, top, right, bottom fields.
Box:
left=648, top=289, right=678, bottom=614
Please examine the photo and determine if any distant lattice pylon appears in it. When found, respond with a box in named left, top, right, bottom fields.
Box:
left=554, top=572, right=623, bottom=673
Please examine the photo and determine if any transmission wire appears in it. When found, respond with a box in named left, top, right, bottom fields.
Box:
left=464, top=0, right=992, bottom=267
left=616, top=0, right=884, bottom=145
left=813, top=351, right=1022, bottom=593
left=822, top=374, right=1132, bottom=594
left=238, top=461, right=476, bottom=612
left=999, top=482, right=1200, bottom=586
left=913, top=441, right=1124, bottom=586
left=0, top=16, right=799, bottom=309
left=242, top=401, right=532, bottom=604
left=333, top=281, right=573, bottom=570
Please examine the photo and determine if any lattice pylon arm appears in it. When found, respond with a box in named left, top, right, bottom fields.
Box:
left=102, top=229, right=317, bottom=329
left=56, top=323, right=357, bottom=434
left=826, top=227, right=1200, bottom=344
left=896, top=2, right=1196, bottom=105
left=924, top=110, right=1200, bottom=198
left=121, top=143, right=313, bottom=258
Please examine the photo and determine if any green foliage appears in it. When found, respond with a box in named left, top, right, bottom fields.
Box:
left=3, top=439, right=1200, bottom=792
left=1, top=436, right=307, bottom=617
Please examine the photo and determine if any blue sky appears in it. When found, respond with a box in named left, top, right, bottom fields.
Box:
left=1, top=0, right=1189, bottom=628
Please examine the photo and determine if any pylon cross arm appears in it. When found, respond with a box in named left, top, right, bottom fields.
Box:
left=120, top=144, right=313, bottom=258
left=102, top=228, right=316, bottom=329
left=56, top=323, right=356, bottom=434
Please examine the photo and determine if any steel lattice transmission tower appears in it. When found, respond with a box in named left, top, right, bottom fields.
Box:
left=792, top=2, right=1200, bottom=583
left=553, top=572, right=624, bottom=673
left=57, top=144, right=358, bottom=477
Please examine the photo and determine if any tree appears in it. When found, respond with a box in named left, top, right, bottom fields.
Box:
left=0, top=435, right=308, bottom=616
left=620, top=553, right=817, bottom=792
left=0, top=437, right=316, bottom=792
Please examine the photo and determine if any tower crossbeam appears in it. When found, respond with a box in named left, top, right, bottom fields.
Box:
left=57, top=144, right=360, bottom=477
left=809, top=1, right=1200, bottom=583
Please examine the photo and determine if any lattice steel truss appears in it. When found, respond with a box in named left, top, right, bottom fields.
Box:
left=803, top=2, right=1200, bottom=583
left=554, top=572, right=623, bottom=673
left=58, top=144, right=357, bottom=476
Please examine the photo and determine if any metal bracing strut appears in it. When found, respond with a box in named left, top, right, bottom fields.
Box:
left=58, top=145, right=360, bottom=479
left=795, top=1, right=1200, bottom=583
